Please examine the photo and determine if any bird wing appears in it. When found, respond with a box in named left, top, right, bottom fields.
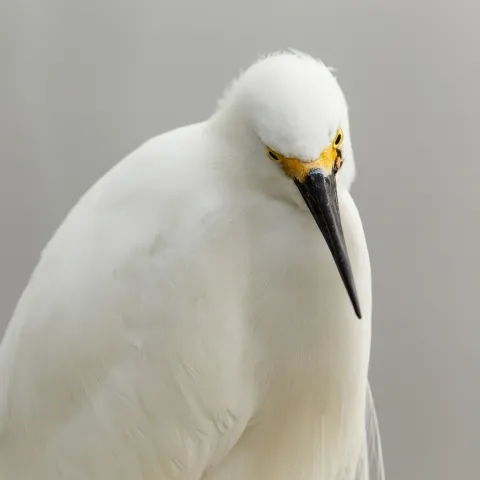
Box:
left=0, top=125, right=253, bottom=479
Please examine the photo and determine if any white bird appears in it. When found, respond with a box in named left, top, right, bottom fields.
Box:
left=0, top=50, right=384, bottom=480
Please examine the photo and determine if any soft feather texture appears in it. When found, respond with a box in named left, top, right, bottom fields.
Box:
left=0, top=49, right=384, bottom=480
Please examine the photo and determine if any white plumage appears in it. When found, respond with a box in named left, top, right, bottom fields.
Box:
left=0, top=50, right=384, bottom=480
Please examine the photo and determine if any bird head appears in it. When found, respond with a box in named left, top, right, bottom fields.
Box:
left=213, top=50, right=361, bottom=319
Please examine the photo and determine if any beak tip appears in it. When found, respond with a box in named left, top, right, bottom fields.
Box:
left=346, top=284, right=362, bottom=320
left=354, top=302, right=362, bottom=320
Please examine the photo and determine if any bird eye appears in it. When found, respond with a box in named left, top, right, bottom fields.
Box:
left=333, top=128, right=344, bottom=147
left=267, top=150, right=280, bottom=162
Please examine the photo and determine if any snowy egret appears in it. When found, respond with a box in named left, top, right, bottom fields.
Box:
left=0, top=50, right=384, bottom=480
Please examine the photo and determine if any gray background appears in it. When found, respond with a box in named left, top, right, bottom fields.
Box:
left=1, top=1, right=478, bottom=479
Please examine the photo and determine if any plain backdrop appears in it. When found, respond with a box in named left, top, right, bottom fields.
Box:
left=1, top=1, right=479, bottom=479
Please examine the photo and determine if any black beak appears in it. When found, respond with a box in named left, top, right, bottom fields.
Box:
left=295, top=169, right=362, bottom=319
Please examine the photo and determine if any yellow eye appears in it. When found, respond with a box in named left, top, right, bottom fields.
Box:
left=267, top=148, right=281, bottom=162
left=333, top=128, right=344, bottom=148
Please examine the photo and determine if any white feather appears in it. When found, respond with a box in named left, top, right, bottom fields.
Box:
left=0, top=50, right=384, bottom=480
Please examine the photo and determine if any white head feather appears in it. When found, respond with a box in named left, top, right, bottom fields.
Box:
left=212, top=50, right=356, bottom=193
